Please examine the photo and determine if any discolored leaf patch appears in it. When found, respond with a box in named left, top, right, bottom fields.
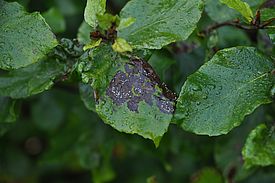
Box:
left=106, top=58, right=176, bottom=114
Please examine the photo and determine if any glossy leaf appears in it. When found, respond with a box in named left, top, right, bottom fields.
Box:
left=0, top=60, right=64, bottom=99
left=220, top=0, right=253, bottom=22
left=242, top=124, right=275, bottom=168
left=0, top=0, right=58, bottom=70
left=84, top=0, right=106, bottom=28
left=42, top=7, right=66, bottom=33
left=118, top=0, right=203, bottom=49
left=79, top=44, right=176, bottom=146
left=174, top=47, right=275, bottom=136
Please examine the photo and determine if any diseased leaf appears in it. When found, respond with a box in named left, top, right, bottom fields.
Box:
left=0, top=0, right=58, bottom=70
left=242, top=124, right=275, bottom=169
left=0, top=96, right=19, bottom=123
left=118, top=0, right=203, bottom=49
left=79, top=44, right=176, bottom=146
left=174, top=47, right=275, bottom=136
left=42, top=7, right=66, bottom=34
left=0, top=60, right=64, bottom=99
left=220, top=0, right=253, bottom=22
left=84, top=0, right=106, bottom=28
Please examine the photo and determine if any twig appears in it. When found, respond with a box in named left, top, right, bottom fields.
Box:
left=199, top=17, right=275, bottom=37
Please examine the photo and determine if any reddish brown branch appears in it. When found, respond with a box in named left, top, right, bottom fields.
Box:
left=199, top=17, right=275, bottom=37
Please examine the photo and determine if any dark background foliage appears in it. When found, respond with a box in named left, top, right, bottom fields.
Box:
left=0, top=0, right=274, bottom=183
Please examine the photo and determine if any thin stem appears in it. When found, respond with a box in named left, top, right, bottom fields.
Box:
left=199, top=17, right=275, bottom=36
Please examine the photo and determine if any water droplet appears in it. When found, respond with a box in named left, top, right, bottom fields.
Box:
left=202, top=95, right=208, bottom=99
left=209, top=84, right=216, bottom=90
left=192, top=85, right=200, bottom=91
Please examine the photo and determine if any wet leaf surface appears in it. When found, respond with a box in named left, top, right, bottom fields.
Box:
left=0, top=0, right=58, bottom=70
left=174, top=47, right=275, bottom=136
left=118, top=0, right=203, bottom=49
left=242, top=124, right=275, bottom=168
left=0, top=60, right=64, bottom=98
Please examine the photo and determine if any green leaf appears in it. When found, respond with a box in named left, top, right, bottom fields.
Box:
left=42, top=7, right=66, bottom=33
left=192, top=168, right=223, bottom=183
left=84, top=0, right=106, bottom=28
left=117, top=17, right=136, bottom=31
left=174, top=47, right=274, bottom=136
left=112, top=38, right=133, bottom=53
left=97, top=13, right=119, bottom=30
left=242, top=124, right=275, bottom=169
left=83, top=38, right=102, bottom=51
left=79, top=83, right=96, bottom=112
left=118, top=0, right=203, bottom=49
left=0, top=60, right=64, bottom=99
left=77, top=21, right=93, bottom=45
left=79, top=44, right=175, bottom=146
left=220, top=0, right=253, bottom=22
left=0, top=96, right=19, bottom=123
left=0, top=0, right=58, bottom=70
left=205, top=0, right=240, bottom=22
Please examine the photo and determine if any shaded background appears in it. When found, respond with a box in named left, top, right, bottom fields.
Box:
left=0, top=0, right=275, bottom=183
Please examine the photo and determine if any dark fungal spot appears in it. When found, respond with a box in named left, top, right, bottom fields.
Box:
left=106, top=58, right=176, bottom=114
